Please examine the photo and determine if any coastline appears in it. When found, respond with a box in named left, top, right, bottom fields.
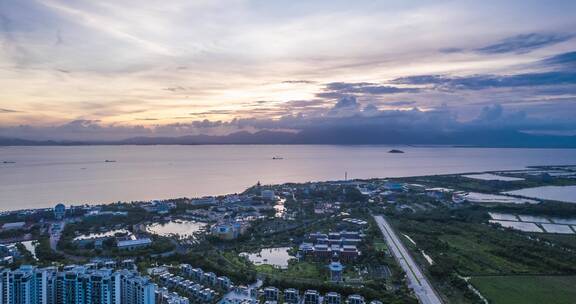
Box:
left=3, top=164, right=575, bottom=214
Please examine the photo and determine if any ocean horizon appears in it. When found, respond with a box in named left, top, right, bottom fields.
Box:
left=1, top=145, right=575, bottom=211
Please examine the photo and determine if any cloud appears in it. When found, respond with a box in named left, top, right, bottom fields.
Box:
left=164, top=86, right=193, bottom=92
left=281, top=80, right=316, bottom=84
left=190, top=109, right=235, bottom=116
left=539, top=51, right=576, bottom=70
left=362, top=104, right=379, bottom=116
left=282, top=99, right=328, bottom=109
left=439, top=47, right=463, bottom=53
left=317, top=82, right=418, bottom=99
left=333, top=95, right=359, bottom=109
left=2, top=101, right=576, bottom=146
left=1, top=0, right=575, bottom=137
left=476, top=104, right=504, bottom=121
left=0, top=10, right=31, bottom=66
left=38, top=0, right=173, bottom=56
left=386, top=101, right=416, bottom=106
left=393, top=72, right=576, bottom=90
left=0, top=108, right=22, bottom=113
left=476, top=33, right=573, bottom=54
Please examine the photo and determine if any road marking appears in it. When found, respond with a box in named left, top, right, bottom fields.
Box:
left=374, top=215, right=443, bottom=304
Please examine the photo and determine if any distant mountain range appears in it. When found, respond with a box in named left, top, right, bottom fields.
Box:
left=1, top=129, right=575, bottom=147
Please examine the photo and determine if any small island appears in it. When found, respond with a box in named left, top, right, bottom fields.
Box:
left=388, top=149, right=404, bottom=153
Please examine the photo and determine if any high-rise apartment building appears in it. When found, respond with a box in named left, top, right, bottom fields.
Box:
left=0, top=265, right=156, bottom=304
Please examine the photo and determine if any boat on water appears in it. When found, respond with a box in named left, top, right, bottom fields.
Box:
left=104, top=160, right=117, bottom=163
left=388, top=149, right=405, bottom=154
left=272, top=156, right=284, bottom=160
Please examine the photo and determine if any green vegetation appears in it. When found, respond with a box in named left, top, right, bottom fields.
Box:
left=0, top=228, right=28, bottom=239
left=392, top=207, right=576, bottom=276
left=537, top=234, right=576, bottom=250
left=373, top=241, right=387, bottom=252
left=257, top=261, right=325, bottom=280
left=250, top=214, right=411, bottom=303
left=35, top=237, right=65, bottom=264
left=13, top=242, right=36, bottom=266
left=403, top=173, right=576, bottom=195
left=159, top=251, right=257, bottom=284
left=471, top=275, right=576, bottom=304
left=386, top=205, right=576, bottom=304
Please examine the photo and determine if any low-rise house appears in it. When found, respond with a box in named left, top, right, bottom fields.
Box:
left=191, top=268, right=204, bottom=281
left=217, top=276, right=232, bottom=290
left=347, top=294, right=365, bottom=304
left=304, top=290, right=320, bottom=304
left=325, top=292, right=341, bottom=304
left=143, top=200, right=175, bottom=214
left=148, top=266, right=169, bottom=276
left=191, top=197, right=218, bottom=206
left=211, top=221, right=249, bottom=240
left=261, top=190, right=276, bottom=201
left=383, top=182, right=406, bottom=192
left=199, top=288, right=216, bottom=302
left=156, top=288, right=190, bottom=304
left=203, top=271, right=217, bottom=286
left=0, top=244, right=20, bottom=264
left=2, top=222, right=26, bottom=230
left=264, top=287, right=279, bottom=301
left=117, top=238, right=152, bottom=250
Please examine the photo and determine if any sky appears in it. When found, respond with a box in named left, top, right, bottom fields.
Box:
left=0, top=0, right=575, bottom=141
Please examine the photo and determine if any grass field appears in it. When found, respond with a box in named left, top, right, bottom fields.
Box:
left=439, top=234, right=534, bottom=274
left=256, top=261, right=325, bottom=280
left=471, top=275, right=576, bottom=304
left=373, top=241, right=388, bottom=252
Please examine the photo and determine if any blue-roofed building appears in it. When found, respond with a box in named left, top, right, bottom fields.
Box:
left=54, top=203, right=66, bottom=220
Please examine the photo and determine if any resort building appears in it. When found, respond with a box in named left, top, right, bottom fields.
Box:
left=117, top=238, right=152, bottom=251
left=299, top=230, right=363, bottom=261
left=211, top=221, right=249, bottom=240
left=54, top=203, right=66, bottom=220
left=328, top=255, right=344, bottom=283
left=261, top=190, right=276, bottom=201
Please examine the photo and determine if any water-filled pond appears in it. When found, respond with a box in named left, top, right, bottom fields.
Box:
left=241, top=247, right=294, bottom=269
left=145, top=220, right=207, bottom=239
left=504, top=185, right=576, bottom=203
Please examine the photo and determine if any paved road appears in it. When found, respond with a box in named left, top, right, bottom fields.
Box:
left=374, top=215, right=442, bottom=304
left=49, top=221, right=65, bottom=252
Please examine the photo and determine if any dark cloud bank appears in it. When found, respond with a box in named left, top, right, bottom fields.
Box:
left=475, top=33, right=573, bottom=54
left=1, top=99, right=575, bottom=147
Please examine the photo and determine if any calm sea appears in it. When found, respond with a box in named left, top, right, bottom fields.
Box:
left=1, top=145, right=575, bottom=211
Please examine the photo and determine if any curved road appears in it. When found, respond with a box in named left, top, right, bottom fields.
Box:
left=374, top=215, right=442, bottom=304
